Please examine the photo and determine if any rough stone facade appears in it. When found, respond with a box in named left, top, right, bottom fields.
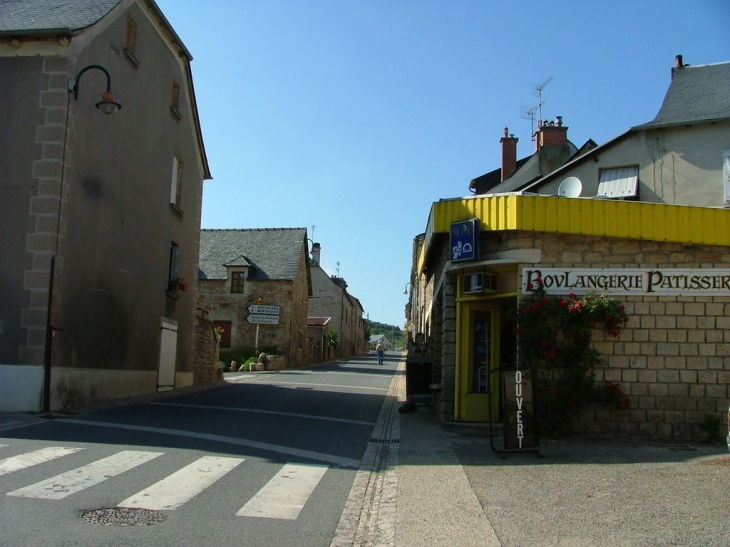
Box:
left=193, top=309, right=220, bottom=385
left=423, top=229, right=730, bottom=440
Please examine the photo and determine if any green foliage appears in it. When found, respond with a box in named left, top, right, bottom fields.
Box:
left=327, top=329, right=338, bottom=349
left=220, top=345, right=280, bottom=366
left=516, top=281, right=631, bottom=437
left=365, top=319, right=405, bottom=348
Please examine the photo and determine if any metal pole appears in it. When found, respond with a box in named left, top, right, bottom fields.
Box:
left=43, top=255, right=56, bottom=413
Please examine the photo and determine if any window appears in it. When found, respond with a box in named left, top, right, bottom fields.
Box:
left=597, top=166, right=639, bottom=199
left=213, top=320, right=232, bottom=348
left=170, top=156, right=183, bottom=208
left=168, top=242, right=179, bottom=286
left=231, top=271, right=245, bottom=294
left=170, top=81, right=181, bottom=119
left=124, top=17, right=139, bottom=66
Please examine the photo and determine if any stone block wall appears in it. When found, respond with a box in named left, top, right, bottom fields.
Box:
left=193, top=308, right=220, bottom=385
left=518, top=232, right=730, bottom=440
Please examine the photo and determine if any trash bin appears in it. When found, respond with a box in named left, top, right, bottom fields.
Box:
left=399, top=333, right=433, bottom=413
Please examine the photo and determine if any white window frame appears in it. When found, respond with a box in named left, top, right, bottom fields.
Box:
left=170, top=156, right=183, bottom=206
left=597, top=166, right=639, bottom=199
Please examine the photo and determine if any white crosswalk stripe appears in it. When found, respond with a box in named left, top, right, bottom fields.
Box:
left=0, top=447, right=84, bottom=476
left=118, top=456, right=244, bottom=510
left=7, top=450, right=163, bottom=500
left=2, top=445, right=331, bottom=520
left=237, top=463, right=328, bottom=520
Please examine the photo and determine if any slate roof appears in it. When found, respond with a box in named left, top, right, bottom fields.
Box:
left=635, top=61, right=730, bottom=129
left=199, top=228, right=307, bottom=281
left=0, top=0, right=122, bottom=34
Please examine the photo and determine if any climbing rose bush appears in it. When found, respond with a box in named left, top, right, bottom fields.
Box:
left=515, top=279, right=630, bottom=436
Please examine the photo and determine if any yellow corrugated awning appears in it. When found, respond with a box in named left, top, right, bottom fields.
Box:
left=419, top=195, right=730, bottom=274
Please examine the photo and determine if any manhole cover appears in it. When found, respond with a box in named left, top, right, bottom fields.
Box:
left=80, top=507, right=167, bottom=526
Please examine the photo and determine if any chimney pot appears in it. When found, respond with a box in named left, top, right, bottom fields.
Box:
left=500, top=127, right=518, bottom=182
left=675, top=55, right=683, bottom=68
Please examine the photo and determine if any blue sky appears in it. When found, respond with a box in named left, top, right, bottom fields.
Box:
left=155, top=0, right=729, bottom=328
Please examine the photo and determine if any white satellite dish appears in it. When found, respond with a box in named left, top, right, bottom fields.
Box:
left=558, top=176, right=582, bottom=197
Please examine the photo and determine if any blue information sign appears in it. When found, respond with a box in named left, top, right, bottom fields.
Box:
left=450, top=219, right=479, bottom=262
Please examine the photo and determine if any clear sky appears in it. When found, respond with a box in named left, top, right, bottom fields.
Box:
left=155, top=0, right=729, bottom=328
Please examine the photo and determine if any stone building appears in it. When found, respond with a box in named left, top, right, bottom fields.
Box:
left=198, top=228, right=312, bottom=369
left=308, top=243, right=367, bottom=359
left=0, top=0, right=211, bottom=411
left=407, top=57, right=730, bottom=439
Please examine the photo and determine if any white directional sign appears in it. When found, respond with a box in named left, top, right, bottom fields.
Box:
left=247, top=304, right=280, bottom=315
left=247, top=314, right=280, bottom=325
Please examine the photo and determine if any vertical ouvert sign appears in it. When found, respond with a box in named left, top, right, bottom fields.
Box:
left=503, top=368, right=538, bottom=450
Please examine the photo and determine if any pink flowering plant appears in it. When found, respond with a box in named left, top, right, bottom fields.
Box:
left=168, top=277, right=189, bottom=293
left=516, top=278, right=630, bottom=436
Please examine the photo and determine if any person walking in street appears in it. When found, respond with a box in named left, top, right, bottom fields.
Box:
left=376, top=340, right=386, bottom=365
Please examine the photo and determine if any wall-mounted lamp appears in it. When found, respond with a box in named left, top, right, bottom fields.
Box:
left=403, top=282, right=412, bottom=295
left=69, top=64, right=122, bottom=114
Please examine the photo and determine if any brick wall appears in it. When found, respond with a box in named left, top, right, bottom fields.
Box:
left=520, top=232, right=730, bottom=439
left=423, top=230, right=730, bottom=440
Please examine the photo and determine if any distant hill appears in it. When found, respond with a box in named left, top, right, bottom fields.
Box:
left=365, top=319, right=405, bottom=349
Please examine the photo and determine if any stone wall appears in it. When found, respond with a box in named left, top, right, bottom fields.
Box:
left=193, top=308, right=220, bottom=385
left=520, top=232, right=730, bottom=439
left=423, top=230, right=730, bottom=440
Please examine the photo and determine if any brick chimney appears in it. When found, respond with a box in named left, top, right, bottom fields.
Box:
left=500, top=127, right=518, bottom=181
left=535, top=116, right=567, bottom=151
left=311, top=242, right=321, bottom=266
left=671, top=54, right=684, bottom=79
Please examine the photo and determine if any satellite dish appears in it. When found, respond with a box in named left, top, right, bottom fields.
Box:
left=558, top=176, right=582, bottom=197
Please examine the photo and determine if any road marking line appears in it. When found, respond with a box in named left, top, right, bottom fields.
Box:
left=57, top=419, right=361, bottom=469
left=146, top=402, right=375, bottom=426
left=118, top=455, right=244, bottom=510
left=7, top=450, right=163, bottom=500
left=0, top=447, right=84, bottom=476
left=237, top=463, right=328, bottom=520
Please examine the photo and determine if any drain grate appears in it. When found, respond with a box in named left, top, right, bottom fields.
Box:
left=80, top=507, right=167, bottom=526
left=369, top=438, right=400, bottom=444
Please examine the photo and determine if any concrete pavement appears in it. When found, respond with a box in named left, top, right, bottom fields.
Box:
left=3, top=356, right=729, bottom=546
left=351, top=355, right=730, bottom=547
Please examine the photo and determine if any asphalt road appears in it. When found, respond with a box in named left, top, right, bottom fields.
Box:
left=0, top=355, right=396, bottom=547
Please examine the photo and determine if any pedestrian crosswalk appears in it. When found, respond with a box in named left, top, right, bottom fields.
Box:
left=0, top=444, right=330, bottom=520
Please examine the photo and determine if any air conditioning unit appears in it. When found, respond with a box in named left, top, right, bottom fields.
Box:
left=462, top=273, right=498, bottom=294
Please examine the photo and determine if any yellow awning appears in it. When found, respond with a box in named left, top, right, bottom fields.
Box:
left=419, top=195, right=730, bottom=274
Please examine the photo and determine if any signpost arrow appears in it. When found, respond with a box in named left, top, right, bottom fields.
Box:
left=247, top=314, right=279, bottom=325
left=247, top=304, right=280, bottom=315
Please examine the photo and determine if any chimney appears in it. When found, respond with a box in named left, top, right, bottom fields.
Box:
left=671, top=54, right=684, bottom=79
left=535, top=116, right=568, bottom=151
left=500, top=127, right=518, bottom=181
left=311, top=242, right=321, bottom=266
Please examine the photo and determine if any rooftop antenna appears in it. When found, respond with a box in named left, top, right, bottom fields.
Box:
left=520, top=104, right=539, bottom=140
left=336, top=261, right=340, bottom=276
left=311, top=224, right=315, bottom=242
left=520, top=76, right=553, bottom=139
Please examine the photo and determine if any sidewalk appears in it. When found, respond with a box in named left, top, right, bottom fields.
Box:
left=384, top=359, right=730, bottom=547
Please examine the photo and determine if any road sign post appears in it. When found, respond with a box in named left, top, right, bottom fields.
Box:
left=247, top=304, right=280, bottom=350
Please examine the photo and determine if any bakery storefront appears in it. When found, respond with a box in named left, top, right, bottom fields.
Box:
left=410, top=194, right=730, bottom=438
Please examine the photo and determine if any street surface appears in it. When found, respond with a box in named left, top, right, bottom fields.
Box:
left=0, top=353, right=397, bottom=547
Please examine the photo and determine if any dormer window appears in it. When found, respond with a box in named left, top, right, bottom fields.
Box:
left=224, top=255, right=255, bottom=294
left=231, top=271, right=245, bottom=294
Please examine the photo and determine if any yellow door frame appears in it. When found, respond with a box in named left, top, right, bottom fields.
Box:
left=455, top=301, right=501, bottom=422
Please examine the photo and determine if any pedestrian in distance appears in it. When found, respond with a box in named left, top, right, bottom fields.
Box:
left=376, top=340, right=385, bottom=365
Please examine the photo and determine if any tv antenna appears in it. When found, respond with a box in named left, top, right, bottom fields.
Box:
left=336, top=261, right=340, bottom=276
left=520, top=76, right=553, bottom=139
